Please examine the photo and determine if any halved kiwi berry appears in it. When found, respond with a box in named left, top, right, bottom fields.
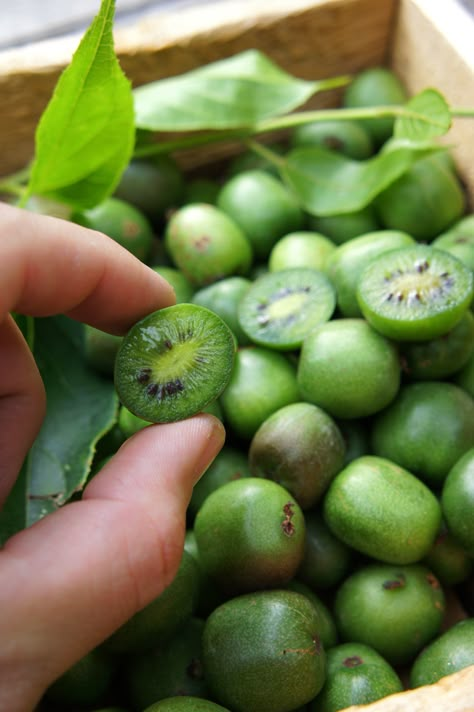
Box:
left=237, top=268, right=336, bottom=350
left=357, top=245, right=474, bottom=341
left=114, top=304, right=235, bottom=423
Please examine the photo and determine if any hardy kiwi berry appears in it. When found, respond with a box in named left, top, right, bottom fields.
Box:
left=357, top=244, right=474, bottom=341
left=114, top=304, right=235, bottom=423
left=238, top=268, right=336, bottom=350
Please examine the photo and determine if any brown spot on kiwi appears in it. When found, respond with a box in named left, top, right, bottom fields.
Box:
left=323, top=136, right=345, bottom=151
left=382, top=573, right=406, bottom=590
left=123, top=219, right=140, bottom=239
left=426, top=572, right=441, bottom=589
left=281, top=501, right=296, bottom=537
left=343, top=655, right=363, bottom=667
left=194, top=235, right=211, bottom=251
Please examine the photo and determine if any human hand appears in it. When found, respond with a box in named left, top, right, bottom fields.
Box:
left=0, top=203, right=225, bottom=712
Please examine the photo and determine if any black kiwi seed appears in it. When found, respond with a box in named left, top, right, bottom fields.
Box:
left=237, top=268, right=336, bottom=350
left=114, top=304, right=235, bottom=423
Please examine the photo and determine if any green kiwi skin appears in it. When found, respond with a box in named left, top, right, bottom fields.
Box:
left=410, top=619, right=474, bottom=688
left=323, top=455, right=441, bottom=565
left=248, top=402, right=346, bottom=510
left=202, top=590, right=326, bottom=712
left=104, top=550, right=200, bottom=654
left=290, top=119, right=374, bottom=160
left=188, top=446, right=250, bottom=519
left=307, top=205, right=380, bottom=245
left=114, top=304, right=235, bottom=424
left=296, top=510, right=352, bottom=591
left=371, top=382, right=474, bottom=489
left=356, top=245, right=474, bottom=342
left=192, top=277, right=252, bottom=346
left=73, top=196, right=154, bottom=262
left=310, top=642, right=403, bottom=712
left=285, top=580, right=339, bottom=649
left=151, top=266, right=195, bottom=303
left=114, top=155, right=184, bottom=225
left=165, top=203, right=253, bottom=287
left=441, top=448, right=474, bottom=557
left=399, top=309, right=474, bottom=380
left=143, top=698, right=231, bottom=712
left=343, top=67, right=408, bottom=146
left=375, top=155, right=466, bottom=241
left=455, top=349, right=474, bottom=397
left=326, top=229, right=415, bottom=317
left=220, top=346, right=300, bottom=440
left=297, top=319, right=400, bottom=419
left=125, top=617, right=209, bottom=710
left=217, top=170, right=305, bottom=260
left=194, top=478, right=306, bottom=595
left=333, top=563, right=445, bottom=666
left=83, top=325, right=123, bottom=377
left=268, top=231, right=336, bottom=273
left=423, top=520, right=473, bottom=587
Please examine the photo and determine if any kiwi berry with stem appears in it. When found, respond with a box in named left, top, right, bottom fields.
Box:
left=114, top=304, right=235, bottom=423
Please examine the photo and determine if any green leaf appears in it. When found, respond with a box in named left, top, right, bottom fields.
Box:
left=280, top=141, right=442, bottom=217
left=26, top=0, right=135, bottom=210
left=133, top=49, right=348, bottom=131
left=394, top=88, right=451, bottom=141
left=0, top=316, right=118, bottom=540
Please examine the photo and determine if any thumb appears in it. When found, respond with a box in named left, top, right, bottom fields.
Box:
left=0, top=414, right=224, bottom=710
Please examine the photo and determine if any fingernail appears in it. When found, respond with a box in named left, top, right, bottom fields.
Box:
left=191, top=414, right=226, bottom=483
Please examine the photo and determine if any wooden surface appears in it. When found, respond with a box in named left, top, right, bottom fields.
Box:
left=0, top=0, right=397, bottom=177
left=345, top=665, right=474, bottom=712
left=391, top=0, right=474, bottom=198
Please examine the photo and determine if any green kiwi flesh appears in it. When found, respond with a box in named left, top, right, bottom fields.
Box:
left=114, top=304, right=235, bottom=423
left=238, top=268, right=336, bottom=350
left=357, top=245, right=474, bottom=341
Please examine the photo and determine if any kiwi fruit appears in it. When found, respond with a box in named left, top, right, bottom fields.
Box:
left=114, top=304, right=235, bottom=423
left=399, top=309, right=474, bottom=380
left=114, top=155, right=184, bottom=225
left=290, top=119, right=374, bottom=160
left=73, top=196, right=155, bottom=262
left=357, top=244, right=474, bottom=341
left=238, top=268, right=336, bottom=350
left=307, top=204, right=380, bottom=245
left=342, top=66, right=408, bottom=146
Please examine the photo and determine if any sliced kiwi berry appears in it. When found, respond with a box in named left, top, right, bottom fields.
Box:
left=114, top=304, right=235, bottom=423
left=237, top=268, right=336, bottom=350
left=357, top=245, right=474, bottom=341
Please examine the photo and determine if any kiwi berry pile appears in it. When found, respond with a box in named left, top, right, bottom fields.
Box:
left=39, top=67, right=474, bottom=712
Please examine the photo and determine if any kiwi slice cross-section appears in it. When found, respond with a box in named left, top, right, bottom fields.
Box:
left=237, top=268, right=336, bottom=350
left=357, top=245, right=474, bottom=341
left=114, top=304, right=235, bottom=423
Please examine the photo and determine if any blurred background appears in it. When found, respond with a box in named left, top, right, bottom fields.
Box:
left=0, top=0, right=214, bottom=50
left=0, top=0, right=473, bottom=51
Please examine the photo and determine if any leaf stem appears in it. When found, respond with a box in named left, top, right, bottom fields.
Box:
left=253, top=104, right=447, bottom=133
left=133, top=128, right=253, bottom=158
left=451, top=107, right=474, bottom=118
left=245, top=139, right=286, bottom=168
left=133, top=102, right=456, bottom=159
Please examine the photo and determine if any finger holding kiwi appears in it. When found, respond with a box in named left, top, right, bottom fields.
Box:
left=114, top=304, right=235, bottom=424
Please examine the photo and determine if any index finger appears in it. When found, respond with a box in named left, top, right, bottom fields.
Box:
left=0, top=202, right=175, bottom=333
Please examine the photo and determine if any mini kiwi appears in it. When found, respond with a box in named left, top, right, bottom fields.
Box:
left=357, top=245, right=474, bottom=341
left=238, top=268, right=336, bottom=350
left=114, top=304, right=235, bottom=423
